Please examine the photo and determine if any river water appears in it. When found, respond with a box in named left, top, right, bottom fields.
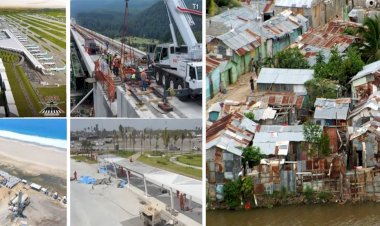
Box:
left=207, top=203, right=380, bottom=226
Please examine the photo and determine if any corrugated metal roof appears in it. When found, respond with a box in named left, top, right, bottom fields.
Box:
left=314, top=98, right=351, bottom=120
left=257, top=68, right=314, bottom=85
left=253, top=125, right=305, bottom=155
left=247, top=92, right=305, bottom=109
left=252, top=107, right=277, bottom=121
left=275, top=0, right=316, bottom=8
left=349, top=60, right=380, bottom=83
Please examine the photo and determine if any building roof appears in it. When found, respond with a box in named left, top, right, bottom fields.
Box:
left=314, top=98, right=351, bottom=120
left=206, top=112, right=257, bottom=153
left=212, top=10, right=306, bottom=56
left=275, top=0, right=317, bottom=8
left=348, top=91, right=380, bottom=119
left=0, top=29, right=44, bottom=71
left=206, top=56, right=228, bottom=74
left=252, top=125, right=306, bottom=155
left=350, top=60, right=380, bottom=83
left=257, top=68, right=314, bottom=85
left=296, top=21, right=357, bottom=65
left=247, top=92, right=305, bottom=109
left=252, top=107, right=277, bottom=121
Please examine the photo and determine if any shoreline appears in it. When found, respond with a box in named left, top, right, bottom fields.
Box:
left=0, top=137, right=66, bottom=179
left=0, top=130, right=66, bottom=150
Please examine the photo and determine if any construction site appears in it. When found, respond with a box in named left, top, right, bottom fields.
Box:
left=70, top=0, right=202, bottom=118
left=0, top=10, right=66, bottom=117
left=0, top=170, right=67, bottom=226
left=70, top=119, right=202, bottom=226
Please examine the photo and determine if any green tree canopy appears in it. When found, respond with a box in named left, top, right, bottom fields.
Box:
left=358, top=16, right=380, bottom=63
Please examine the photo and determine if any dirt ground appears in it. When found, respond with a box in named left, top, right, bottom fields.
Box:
left=0, top=183, right=66, bottom=226
left=206, top=71, right=257, bottom=109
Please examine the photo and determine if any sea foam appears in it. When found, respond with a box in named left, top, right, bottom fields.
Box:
left=0, top=130, right=66, bottom=150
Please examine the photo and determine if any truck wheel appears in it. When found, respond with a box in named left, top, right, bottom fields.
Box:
left=155, top=70, right=162, bottom=85
left=169, top=78, right=175, bottom=90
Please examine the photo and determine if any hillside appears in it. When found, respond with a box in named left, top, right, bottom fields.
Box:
left=73, top=0, right=202, bottom=43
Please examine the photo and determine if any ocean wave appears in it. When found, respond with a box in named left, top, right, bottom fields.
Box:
left=0, top=130, right=66, bottom=150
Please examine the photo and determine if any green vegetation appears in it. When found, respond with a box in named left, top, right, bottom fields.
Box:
left=37, top=86, right=66, bottom=112
left=27, top=35, right=38, bottom=43
left=244, top=112, right=255, bottom=121
left=138, top=155, right=201, bottom=179
left=29, top=27, right=65, bottom=49
left=71, top=155, right=98, bottom=164
left=177, top=154, right=202, bottom=167
left=242, top=146, right=262, bottom=167
left=303, top=121, right=331, bottom=158
left=0, top=50, right=41, bottom=116
left=223, top=179, right=241, bottom=209
left=303, top=186, right=314, bottom=202
left=358, top=16, right=380, bottom=63
left=241, top=177, right=254, bottom=203
left=16, top=66, right=42, bottom=112
left=17, top=15, right=65, bottom=33
left=318, top=191, right=333, bottom=202
left=207, top=0, right=241, bottom=16
left=13, top=15, right=65, bottom=38
left=262, top=47, right=310, bottom=69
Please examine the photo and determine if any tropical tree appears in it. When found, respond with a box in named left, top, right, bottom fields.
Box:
left=242, top=146, right=262, bottom=168
left=181, top=132, right=186, bottom=153
left=188, top=132, right=194, bottom=152
left=81, top=140, right=94, bottom=158
left=140, top=130, right=145, bottom=154
left=303, top=121, right=331, bottom=158
left=118, top=124, right=124, bottom=149
left=155, top=133, right=160, bottom=152
left=358, top=16, right=380, bottom=63
left=162, top=127, right=171, bottom=153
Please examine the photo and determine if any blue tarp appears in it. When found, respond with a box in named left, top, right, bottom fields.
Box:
left=98, top=166, right=108, bottom=174
left=79, top=176, right=96, bottom=184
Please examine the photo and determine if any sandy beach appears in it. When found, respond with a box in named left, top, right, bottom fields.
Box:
left=0, top=137, right=66, bottom=179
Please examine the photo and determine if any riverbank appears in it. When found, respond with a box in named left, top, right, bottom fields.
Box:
left=207, top=202, right=380, bottom=226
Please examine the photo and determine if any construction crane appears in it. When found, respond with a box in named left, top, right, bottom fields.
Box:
left=119, top=0, right=202, bottom=101
left=151, top=0, right=202, bottom=100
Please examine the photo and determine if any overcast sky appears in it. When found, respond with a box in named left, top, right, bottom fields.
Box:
left=71, top=119, right=201, bottom=131
left=1, top=0, right=66, bottom=8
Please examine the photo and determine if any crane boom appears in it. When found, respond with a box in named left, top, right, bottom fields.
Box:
left=164, top=0, right=198, bottom=48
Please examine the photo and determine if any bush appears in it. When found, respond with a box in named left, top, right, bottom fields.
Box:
left=280, top=186, right=288, bottom=199
left=318, top=191, right=333, bottom=202
left=223, top=180, right=241, bottom=209
left=303, top=186, right=314, bottom=201
left=156, top=160, right=167, bottom=165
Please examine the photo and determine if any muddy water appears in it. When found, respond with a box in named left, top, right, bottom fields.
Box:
left=207, top=203, right=380, bottom=226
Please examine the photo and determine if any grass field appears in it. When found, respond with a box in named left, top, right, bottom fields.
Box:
left=0, top=50, right=41, bottom=116
left=17, top=15, right=65, bottom=33
left=138, top=155, right=201, bottom=180
left=16, top=66, right=42, bottom=113
left=177, top=154, right=202, bottom=167
left=13, top=15, right=65, bottom=38
left=72, top=155, right=98, bottom=164
left=37, top=86, right=66, bottom=112
left=29, top=27, right=65, bottom=49
left=27, top=35, right=38, bottom=43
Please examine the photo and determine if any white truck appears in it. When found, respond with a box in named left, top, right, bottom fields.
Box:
left=150, top=0, right=202, bottom=100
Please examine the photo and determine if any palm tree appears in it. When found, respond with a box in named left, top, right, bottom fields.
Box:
left=149, top=129, right=153, bottom=151
left=81, top=140, right=94, bottom=158
left=162, top=127, right=170, bottom=154
left=180, top=132, right=186, bottom=153
left=118, top=124, right=124, bottom=149
left=140, top=130, right=145, bottom=154
left=359, top=16, right=380, bottom=63
left=155, top=133, right=160, bottom=152
left=188, top=132, right=194, bottom=152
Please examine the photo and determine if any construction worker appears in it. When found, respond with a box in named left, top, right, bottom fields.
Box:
left=74, top=171, right=77, bottom=181
left=179, top=193, right=184, bottom=210
left=113, top=57, right=120, bottom=76
left=250, top=77, right=254, bottom=93
left=141, top=70, right=148, bottom=91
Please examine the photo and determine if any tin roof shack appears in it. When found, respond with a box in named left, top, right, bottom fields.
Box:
left=247, top=92, right=307, bottom=124
left=252, top=125, right=306, bottom=160
left=274, top=0, right=345, bottom=28
left=206, top=112, right=257, bottom=201
left=349, top=120, right=380, bottom=168
left=348, top=8, right=380, bottom=24
left=207, top=10, right=307, bottom=92
left=256, top=68, right=314, bottom=95
left=295, top=21, right=357, bottom=66
left=347, top=92, right=380, bottom=168
left=206, top=57, right=229, bottom=100
left=349, top=60, right=380, bottom=101
left=314, top=98, right=351, bottom=153
left=314, top=98, right=351, bottom=126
